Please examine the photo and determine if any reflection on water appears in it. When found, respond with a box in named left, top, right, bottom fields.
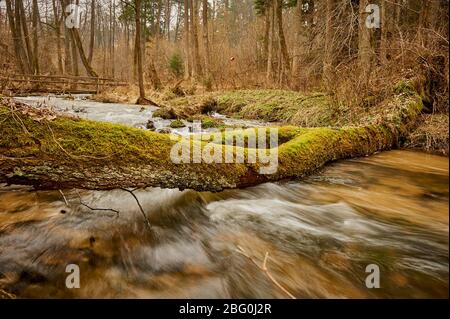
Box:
left=0, top=150, right=447, bottom=299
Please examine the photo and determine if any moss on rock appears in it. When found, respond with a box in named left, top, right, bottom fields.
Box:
left=170, top=120, right=186, bottom=128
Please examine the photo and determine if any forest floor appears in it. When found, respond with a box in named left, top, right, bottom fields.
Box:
left=93, top=85, right=449, bottom=156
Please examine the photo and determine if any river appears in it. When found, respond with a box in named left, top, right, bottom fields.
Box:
left=0, top=95, right=448, bottom=298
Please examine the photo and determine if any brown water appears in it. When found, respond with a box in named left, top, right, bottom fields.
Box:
left=0, top=150, right=448, bottom=299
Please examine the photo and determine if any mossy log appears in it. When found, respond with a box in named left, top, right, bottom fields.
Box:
left=0, top=87, right=422, bottom=192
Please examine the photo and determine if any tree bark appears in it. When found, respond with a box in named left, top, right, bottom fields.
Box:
left=5, top=0, right=29, bottom=74
left=52, top=0, right=64, bottom=74
left=291, top=0, right=303, bottom=86
left=183, top=0, right=191, bottom=79
left=17, top=0, right=34, bottom=73
left=263, top=8, right=270, bottom=69
left=190, top=0, right=202, bottom=78
left=165, top=0, right=172, bottom=40
left=202, top=0, right=210, bottom=78
left=275, top=0, right=290, bottom=76
left=323, top=0, right=334, bottom=83
left=64, top=21, right=73, bottom=75
left=32, top=0, right=40, bottom=74
left=266, top=2, right=274, bottom=82
left=88, top=0, right=95, bottom=64
left=358, top=0, right=375, bottom=78
left=69, top=27, right=80, bottom=76
left=134, top=0, right=147, bottom=103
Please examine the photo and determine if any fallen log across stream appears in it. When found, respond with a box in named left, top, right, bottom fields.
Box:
left=0, top=82, right=423, bottom=192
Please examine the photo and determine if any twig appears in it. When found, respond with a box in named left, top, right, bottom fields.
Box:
left=120, top=188, right=152, bottom=231
left=59, top=189, right=69, bottom=207
left=236, top=246, right=296, bottom=299
left=75, top=190, right=120, bottom=218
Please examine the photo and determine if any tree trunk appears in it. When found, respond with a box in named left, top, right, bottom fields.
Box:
left=291, top=0, right=302, bottom=86
left=111, top=0, right=116, bottom=78
left=135, top=0, right=145, bottom=102
left=358, top=0, right=375, bottom=78
left=17, top=0, right=34, bottom=73
left=417, top=0, right=440, bottom=46
left=190, top=0, right=202, bottom=78
left=275, top=0, right=290, bottom=77
left=70, top=28, right=80, bottom=76
left=88, top=0, right=95, bottom=64
left=32, top=0, right=40, bottom=74
left=61, top=0, right=98, bottom=77
left=0, top=85, right=423, bottom=192
left=174, top=1, right=181, bottom=41
left=202, top=0, right=210, bottom=78
left=266, top=3, right=274, bottom=82
left=156, top=0, right=162, bottom=38
left=263, top=8, right=270, bottom=69
left=183, top=0, right=191, bottom=79
left=64, top=22, right=73, bottom=75
left=52, top=0, right=64, bottom=74
left=4, top=0, right=29, bottom=73
left=165, top=0, right=172, bottom=40
left=323, top=0, right=333, bottom=83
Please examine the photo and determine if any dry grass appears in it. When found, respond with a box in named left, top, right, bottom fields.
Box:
left=405, top=114, right=449, bottom=156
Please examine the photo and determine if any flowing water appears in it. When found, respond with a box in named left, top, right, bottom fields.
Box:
left=0, top=96, right=448, bottom=299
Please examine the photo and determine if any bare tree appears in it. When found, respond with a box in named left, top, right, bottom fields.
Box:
left=134, top=0, right=145, bottom=103
left=275, top=0, right=290, bottom=78
left=32, top=0, right=40, bottom=74
left=52, top=0, right=64, bottom=74
left=358, top=0, right=375, bottom=78
left=61, top=0, right=98, bottom=77
left=5, top=0, right=30, bottom=73
left=190, top=0, right=202, bottom=77
left=202, top=0, right=210, bottom=78
left=323, top=0, right=334, bottom=82
left=184, top=0, right=191, bottom=78
left=88, top=0, right=96, bottom=64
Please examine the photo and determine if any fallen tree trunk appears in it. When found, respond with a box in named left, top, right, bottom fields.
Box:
left=0, top=83, right=423, bottom=192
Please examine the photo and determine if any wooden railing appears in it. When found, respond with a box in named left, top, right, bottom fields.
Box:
left=0, top=74, right=128, bottom=94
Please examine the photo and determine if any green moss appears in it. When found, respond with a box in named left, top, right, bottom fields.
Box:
left=170, top=120, right=186, bottom=128
left=0, top=106, right=175, bottom=164
left=393, top=81, right=417, bottom=97
left=201, top=117, right=224, bottom=129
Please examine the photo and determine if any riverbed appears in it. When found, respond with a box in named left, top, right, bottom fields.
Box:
left=0, top=95, right=448, bottom=298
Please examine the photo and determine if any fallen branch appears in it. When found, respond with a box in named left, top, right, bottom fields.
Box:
left=0, top=82, right=423, bottom=192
